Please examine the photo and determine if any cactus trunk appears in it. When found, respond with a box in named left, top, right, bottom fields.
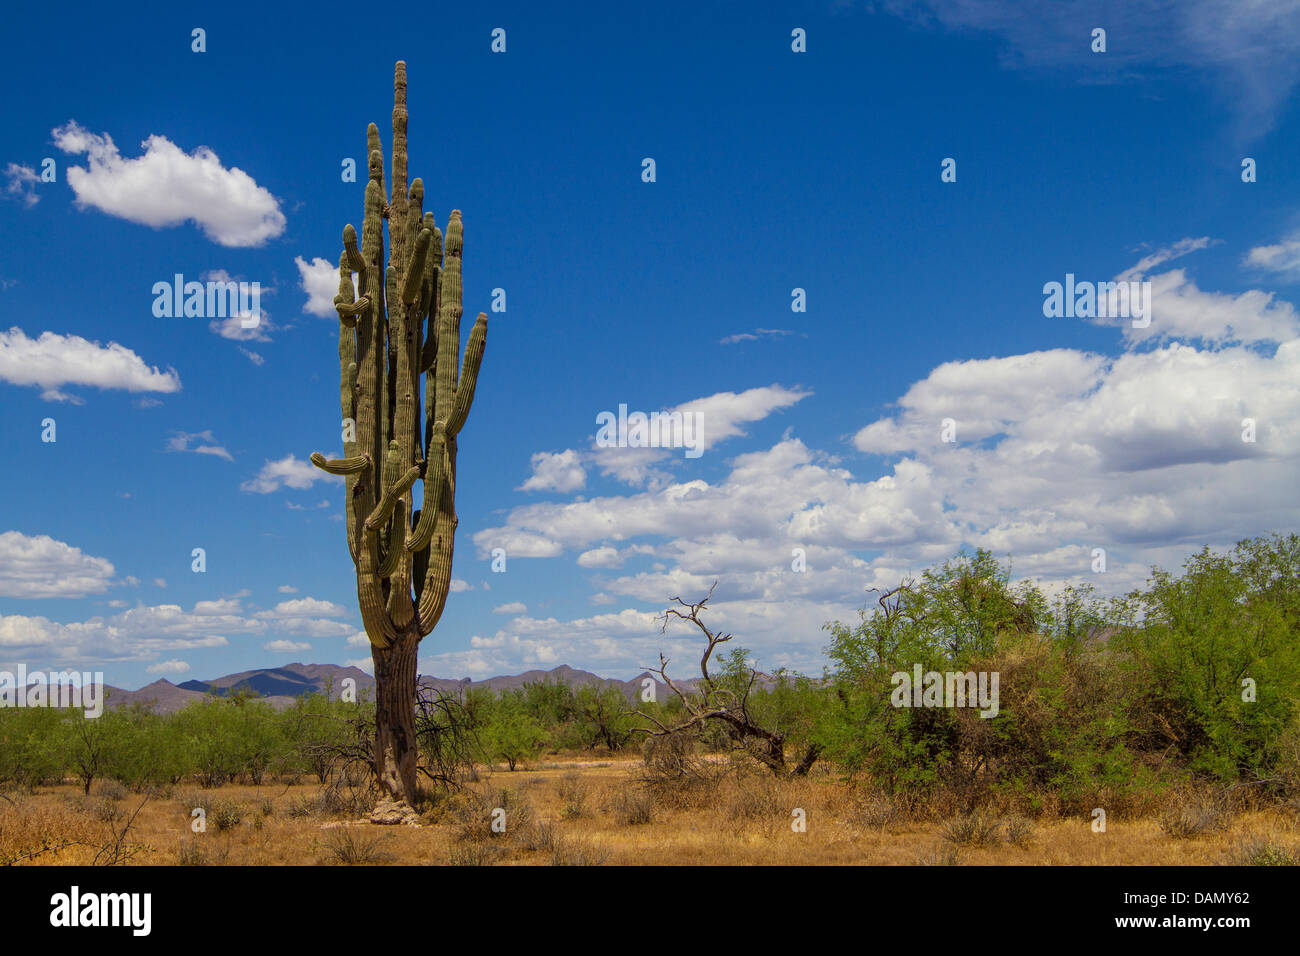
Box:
left=372, top=624, right=420, bottom=801
left=312, top=61, right=488, bottom=805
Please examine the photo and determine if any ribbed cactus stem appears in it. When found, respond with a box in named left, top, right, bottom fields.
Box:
left=377, top=500, right=408, bottom=578
left=342, top=224, right=366, bottom=274
left=448, top=313, right=487, bottom=437
left=390, top=62, right=409, bottom=273
left=311, top=60, right=487, bottom=646
left=401, top=229, right=431, bottom=304
left=310, top=453, right=370, bottom=475
left=406, top=421, right=446, bottom=552
left=309, top=62, right=489, bottom=802
left=407, top=180, right=425, bottom=268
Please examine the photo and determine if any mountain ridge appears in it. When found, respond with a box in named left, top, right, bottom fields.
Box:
left=100, top=662, right=704, bottom=713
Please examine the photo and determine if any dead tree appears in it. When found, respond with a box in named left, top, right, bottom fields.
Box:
left=632, top=582, right=821, bottom=778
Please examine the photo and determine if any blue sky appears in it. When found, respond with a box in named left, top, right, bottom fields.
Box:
left=2, top=0, right=1299, bottom=688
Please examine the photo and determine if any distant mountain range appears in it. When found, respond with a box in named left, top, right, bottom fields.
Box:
left=102, top=662, right=697, bottom=713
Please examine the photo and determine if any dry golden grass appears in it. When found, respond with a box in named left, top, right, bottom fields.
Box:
left=2, top=759, right=1297, bottom=866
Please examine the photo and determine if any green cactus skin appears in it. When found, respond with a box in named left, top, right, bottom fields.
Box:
left=311, top=61, right=488, bottom=803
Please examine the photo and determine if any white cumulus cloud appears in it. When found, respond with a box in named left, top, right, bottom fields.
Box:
left=295, top=256, right=339, bottom=317
left=0, top=531, right=116, bottom=599
left=0, top=327, right=180, bottom=402
left=146, top=659, right=190, bottom=675
left=241, top=454, right=338, bottom=493
left=577, top=546, right=622, bottom=569
left=53, top=121, right=285, bottom=247
left=264, top=640, right=311, bottom=653
left=520, top=450, right=586, bottom=493
left=257, top=597, right=348, bottom=619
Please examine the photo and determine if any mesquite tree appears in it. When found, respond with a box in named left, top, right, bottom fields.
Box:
left=312, top=61, right=487, bottom=804
left=634, top=584, right=822, bottom=778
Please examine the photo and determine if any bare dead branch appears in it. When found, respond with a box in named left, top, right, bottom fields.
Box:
left=634, top=585, right=821, bottom=779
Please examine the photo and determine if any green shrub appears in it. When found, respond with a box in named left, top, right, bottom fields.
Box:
left=210, top=799, right=245, bottom=832
left=1228, top=837, right=1299, bottom=866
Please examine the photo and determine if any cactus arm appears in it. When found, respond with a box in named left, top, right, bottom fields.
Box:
left=407, top=180, right=425, bottom=273
left=389, top=62, right=409, bottom=274
left=343, top=223, right=366, bottom=276
left=367, top=123, right=385, bottom=201
left=413, top=216, right=435, bottom=456
left=332, top=252, right=361, bottom=442
left=444, top=213, right=464, bottom=353
left=446, top=312, right=487, bottom=437
left=325, top=251, right=364, bottom=561
left=406, top=422, right=446, bottom=552
left=336, top=297, right=371, bottom=319
left=374, top=439, right=400, bottom=516
left=357, top=535, right=396, bottom=647
left=415, top=431, right=457, bottom=634
left=416, top=209, right=467, bottom=636
left=355, top=446, right=395, bottom=646
left=334, top=249, right=358, bottom=321
left=385, top=264, right=400, bottom=314
left=401, top=228, right=431, bottom=305
left=377, top=500, right=408, bottom=578
left=357, top=171, right=387, bottom=518
left=367, top=464, right=420, bottom=530
left=433, top=211, right=463, bottom=428
left=383, top=263, right=400, bottom=456
left=419, top=224, right=443, bottom=374
left=416, top=506, right=457, bottom=635
left=310, top=453, right=371, bottom=476
left=411, top=513, right=430, bottom=606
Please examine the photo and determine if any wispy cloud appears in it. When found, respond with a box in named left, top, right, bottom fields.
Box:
left=167, top=430, right=233, bottom=462
left=1245, top=233, right=1300, bottom=280
left=2, top=163, right=39, bottom=207
left=719, top=328, right=794, bottom=345
left=878, top=0, right=1300, bottom=139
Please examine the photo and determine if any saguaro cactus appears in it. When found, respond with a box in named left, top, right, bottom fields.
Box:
left=312, top=61, right=487, bottom=804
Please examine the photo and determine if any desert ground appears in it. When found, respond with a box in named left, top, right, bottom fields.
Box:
left=4, top=754, right=1297, bottom=866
